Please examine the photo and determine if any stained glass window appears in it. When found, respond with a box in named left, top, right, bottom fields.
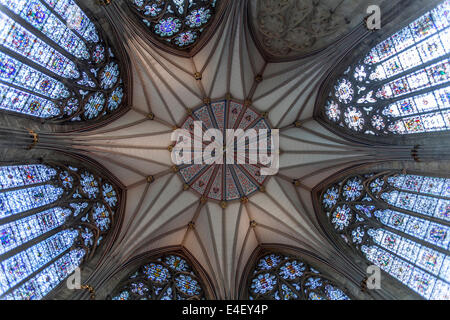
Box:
left=110, top=254, right=206, bottom=300
left=0, top=163, right=120, bottom=300
left=322, top=0, right=450, bottom=136
left=177, top=99, right=272, bottom=202
left=320, top=172, right=450, bottom=299
left=247, top=252, right=351, bottom=300
left=128, top=0, right=220, bottom=50
left=0, top=0, right=125, bottom=122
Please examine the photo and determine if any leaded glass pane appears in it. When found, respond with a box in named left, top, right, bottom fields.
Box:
left=0, top=163, right=120, bottom=300
left=247, top=252, right=351, bottom=300
left=0, top=0, right=126, bottom=122
left=5, top=248, right=85, bottom=300
left=323, top=0, right=450, bottom=136
left=110, top=254, right=206, bottom=300
left=128, top=0, right=220, bottom=49
left=0, top=207, right=69, bottom=255
left=321, top=171, right=450, bottom=299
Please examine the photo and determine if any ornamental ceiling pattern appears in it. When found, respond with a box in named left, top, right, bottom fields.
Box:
left=54, top=0, right=373, bottom=300
left=320, top=171, right=450, bottom=299
left=128, top=0, right=220, bottom=51
left=248, top=0, right=383, bottom=59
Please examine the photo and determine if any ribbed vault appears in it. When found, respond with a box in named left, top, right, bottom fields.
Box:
left=32, top=0, right=447, bottom=299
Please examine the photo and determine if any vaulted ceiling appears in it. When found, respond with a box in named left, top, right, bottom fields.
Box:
left=58, top=0, right=431, bottom=299
left=248, top=0, right=385, bottom=60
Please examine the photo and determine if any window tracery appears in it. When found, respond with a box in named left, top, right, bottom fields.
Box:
left=128, top=0, right=220, bottom=50
left=320, top=171, right=450, bottom=299
left=110, top=253, right=206, bottom=300
left=0, top=0, right=126, bottom=122
left=0, top=163, right=120, bottom=300
left=247, top=252, right=351, bottom=300
left=322, top=1, right=450, bottom=136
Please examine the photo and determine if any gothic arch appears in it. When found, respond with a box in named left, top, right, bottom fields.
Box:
left=313, top=163, right=450, bottom=300
left=0, top=152, right=125, bottom=300
left=238, top=245, right=366, bottom=300
left=103, top=246, right=217, bottom=300
left=119, top=0, right=231, bottom=57
left=314, top=0, right=449, bottom=145
left=0, top=0, right=132, bottom=132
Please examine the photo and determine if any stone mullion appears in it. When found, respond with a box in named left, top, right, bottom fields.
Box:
left=357, top=225, right=377, bottom=251
left=0, top=5, right=107, bottom=95
left=39, top=0, right=92, bottom=51
left=0, top=30, right=98, bottom=101
left=0, top=195, right=97, bottom=230
left=171, top=281, right=179, bottom=300
left=371, top=243, right=447, bottom=286
left=0, top=247, right=71, bottom=299
left=333, top=184, right=382, bottom=240
left=0, top=179, right=57, bottom=194
left=370, top=216, right=450, bottom=256
left=379, top=199, right=450, bottom=228
left=0, top=196, right=96, bottom=264
left=356, top=48, right=450, bottom=113
left=155, top=282, right=172, bottom=300
left=345, top=194, right=450, bottom=256
left=368, top=176, right=450, bottom=226
left=143, top=278, right=154, bottom=300
left=297, top=276, right=308, bottom=300
left=277, top=275, right=302, bottom=300
left=391, top=185, right=450, bottom=201
left=0, top=4, right=85, bottom=70
left=133, top=276, right=155, bottom=300
left=0, top=78, right=61, bottom=104
left=0, top=162, right=119, bottom=300
left=0, top=179, right=66, bottom=225
left=369, top=50, right=450, bottom=91
left=366, top=27, right=450, bottom=87
left=0, top=44, right=72, bottom=85
left=273, top=273, right=284, bottom=300
left=344, top=205, right=380, bottom=230
left=66, top=203, right=98, bottom=229
left=356, top=78, right=450, bottom=112
left=347, top=187, right=450, bottom=264
left=392, top=105, right=450, bottom=126
left=324, top=172, right=450, bottom=299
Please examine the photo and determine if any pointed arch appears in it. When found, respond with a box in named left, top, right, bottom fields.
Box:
left=238, top=245, right=361, bottom=300
left=316, top=168, right=450, bottom=300
left=124, top=0, right=230, bottom=57
left=107, top=247, right=216, bottom=300
left=0, top=157, right=124, bottom=300
left=0, top=0, right=131, bottom=127
left=315, top=0, right=450, bottom=143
